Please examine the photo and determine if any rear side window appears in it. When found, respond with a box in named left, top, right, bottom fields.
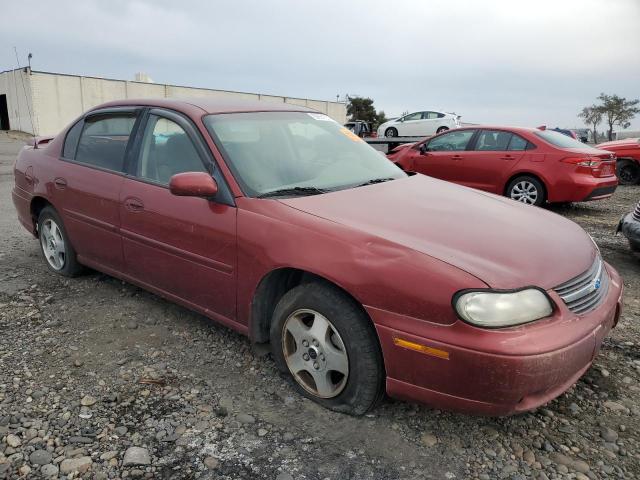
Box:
left=475, top=130, right=512, bottom=151
left=508, top=134, right=529, bottom=151
left=423, top=112, right=440, bottom=119
left=62, top=120, right=84, bottom=159
left=75, top=115, right=137, bottom=172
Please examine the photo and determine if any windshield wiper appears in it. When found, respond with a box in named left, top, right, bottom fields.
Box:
left=356, top=177, right=396, bottom=187
left=257, top=186, right=328, bottom=198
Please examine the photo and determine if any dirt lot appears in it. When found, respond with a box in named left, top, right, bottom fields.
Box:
left=0, top=130, right=639, bottom=480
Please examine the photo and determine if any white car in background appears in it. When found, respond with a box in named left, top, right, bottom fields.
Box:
left=377, top=110, right=460, bottom=137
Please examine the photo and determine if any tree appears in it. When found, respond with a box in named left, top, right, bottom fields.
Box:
left=596, top=93, right=640, bottom=140
left=346, top=96, right=387, bottom=128
left=578, top=105, right=602, bottom=143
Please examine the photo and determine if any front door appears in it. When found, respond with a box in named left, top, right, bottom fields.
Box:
left=413, top=129, right=477, bottom=184
left=119, top=110, right=237, bottom=321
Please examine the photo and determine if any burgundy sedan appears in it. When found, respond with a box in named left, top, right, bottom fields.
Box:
left=387, top=126, right=618, bottom=206
left=12, top=99, right=623, bottom=415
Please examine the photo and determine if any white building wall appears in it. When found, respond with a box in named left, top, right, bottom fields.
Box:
left=0, top=69, right=36, bottom=134
left=0, top=69, right=347, bottom=136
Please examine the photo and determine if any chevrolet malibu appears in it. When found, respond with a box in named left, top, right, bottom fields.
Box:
left=12, top=99, right=623, bottom=416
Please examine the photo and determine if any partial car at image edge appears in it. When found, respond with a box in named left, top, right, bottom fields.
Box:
left=377, top=110, right=460, bottom=138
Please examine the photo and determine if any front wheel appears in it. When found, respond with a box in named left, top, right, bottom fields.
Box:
left=37, top=206, right=83, bottom=277
left=617, top=159, right=640, bottom=185
left=385, top=127, right=398, bottom=138
left=270, top=282, right=384, bottom=415
left=506, top=176, right=546, bottom=206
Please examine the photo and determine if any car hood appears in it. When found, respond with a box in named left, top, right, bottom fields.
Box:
left=597, top=138, right=639, bottom=149
left=279, top=175, right=595, bottom=290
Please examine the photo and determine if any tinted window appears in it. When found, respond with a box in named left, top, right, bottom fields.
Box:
left=508, top=134, right=529, bottom=151
left=476, top=130, right=512, bottom=151
left=75, top=115, right=136, bottom=172
left=62, top=120, right=84, bottom=159
left=137, top=115, right=206, bottom=185
left=427, top=130, right=476, bottom=152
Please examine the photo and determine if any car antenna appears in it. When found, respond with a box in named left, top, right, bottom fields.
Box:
left=13, top=46, right=37, bottom=143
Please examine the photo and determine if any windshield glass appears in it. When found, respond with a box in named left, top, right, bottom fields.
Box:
left=534, top=129, right=598, bottom=149
left=204, top=112, right=405, bottom=197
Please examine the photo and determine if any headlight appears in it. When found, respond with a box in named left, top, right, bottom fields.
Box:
left=454, top=289, right=553, bottom=328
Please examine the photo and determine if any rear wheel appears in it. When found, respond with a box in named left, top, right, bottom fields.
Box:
left=270, top=282, right=384, bottom=415
left=436, top=126, right=449, bottom=134
left=617, top=159, right=640, bottom=185
left=37, top=207, right=83, bottom=277
left=385, top=127, right=398, bottom=138
left=506, top=176, right=546, bottom=206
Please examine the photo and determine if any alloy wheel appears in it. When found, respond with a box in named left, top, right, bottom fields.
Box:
left=510, top=181, right=538, bottom=205
left=40, top=219, right=66, bottom=270
left=282, top=309, right=349, bottom=398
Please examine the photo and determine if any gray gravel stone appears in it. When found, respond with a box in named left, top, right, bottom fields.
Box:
left=29, top=449, right=52, bottom=465
left=123, top=446, right=151, bottom=466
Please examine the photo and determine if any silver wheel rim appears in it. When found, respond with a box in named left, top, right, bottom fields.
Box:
left=40, top=219, right=66, bottom=270
left=282, top=309, right=349, bottom=399
left=510, top=181, right=538, bottom=205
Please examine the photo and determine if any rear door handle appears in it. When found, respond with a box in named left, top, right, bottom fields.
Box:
left=54, top=177, right=67, bottom=189
left=124, top=197, right=144, bottom=212
left=500, top=155, right=515, bottom=160
left=452, top=155, right=463, bottom=161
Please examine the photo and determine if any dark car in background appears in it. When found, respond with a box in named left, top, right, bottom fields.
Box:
left=618, top=200, right=640, bottom=252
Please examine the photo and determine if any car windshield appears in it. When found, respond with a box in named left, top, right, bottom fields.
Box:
left=204, top=112, right=405, bottom=197
left=535, top=129, right=596, bottom=149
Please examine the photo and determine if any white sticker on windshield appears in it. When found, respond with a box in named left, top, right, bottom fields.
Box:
left=307, top=113, right=333, bottom=121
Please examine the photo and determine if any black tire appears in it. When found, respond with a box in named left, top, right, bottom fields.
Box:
left=270, top=282, right=384, bottom=415
left=436, top=126, right=449, bottom=134
left=385, top=127, right=398, bottom=138
left=506, top=175, right=546, bottom=207
left=617, top=159, right=640, bottom=185
left=37, top=206, right=83, bottom=277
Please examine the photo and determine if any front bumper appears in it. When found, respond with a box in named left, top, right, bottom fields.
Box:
left=618, top=211, right=640, bottom=251
left=369, top=263, right=623, bottom=416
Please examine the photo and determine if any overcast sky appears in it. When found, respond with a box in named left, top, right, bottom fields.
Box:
left=2, top=0, right=640, bottom=129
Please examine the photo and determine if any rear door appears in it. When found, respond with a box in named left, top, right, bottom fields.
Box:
left=457, top=129, right=527, bottom=193
left=417, top=111, right=440, bottom=136
left=413, top=129, right=477, bottom=184
left=53, top=108, right=140, bottom=272
left=119, top=108, right=237, bottom=321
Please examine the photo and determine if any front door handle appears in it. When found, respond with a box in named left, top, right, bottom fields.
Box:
left=124, top=197, right=144, bottom=212
left=54, top=177, right=67, bottom=189
left=452, top=155, right=463, bottom=161
left=500, top=155, right=515, bottom=160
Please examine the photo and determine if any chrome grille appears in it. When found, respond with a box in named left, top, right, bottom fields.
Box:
left=553, top=256, right=608, bottom=315
left=633, top=201, right=640, bottom=221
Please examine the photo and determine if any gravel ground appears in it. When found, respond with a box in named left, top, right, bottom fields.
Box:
left=0, top=130, right=639, bottom=480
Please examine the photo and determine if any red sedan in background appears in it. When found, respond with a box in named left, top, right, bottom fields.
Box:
left=388, top=126, right=618, bottom=206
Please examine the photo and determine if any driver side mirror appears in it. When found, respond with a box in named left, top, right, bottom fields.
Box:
left=419, top=143, right=429, bottom=155
left=169, top=172, right=218, bottom=198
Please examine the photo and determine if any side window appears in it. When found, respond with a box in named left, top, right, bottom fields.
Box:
left=404, top=112, right=423, bottom=121
left=423, top=112, right=439, bottom=119
left=427, top=130, right=476, bottom=152
left=475, top=130, right=512, bottom=151
left=137, top=115, right=206, bottom=185
left=62, top=120, right=84, bottom=159
left=508, top=134, right=529, bottom=151
left=75, top=115, right=136, bottom=172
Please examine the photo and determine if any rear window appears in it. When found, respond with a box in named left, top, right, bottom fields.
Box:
left=535, top=130, right=597, bottom=149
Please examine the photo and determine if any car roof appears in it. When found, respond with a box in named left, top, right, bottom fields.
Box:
left=91, top=97, right=318, bottom=116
